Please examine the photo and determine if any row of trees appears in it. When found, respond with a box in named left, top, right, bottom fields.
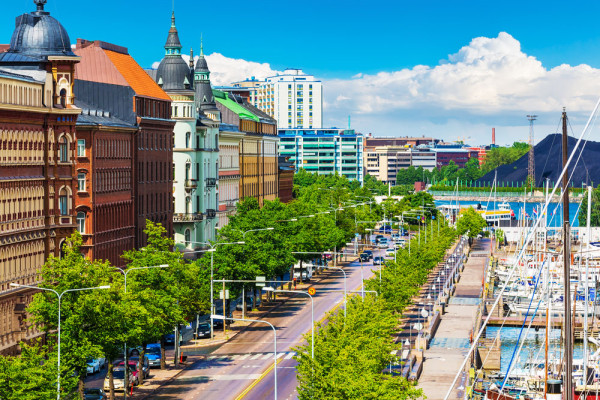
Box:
left=294, top=215, right=458, bottom=399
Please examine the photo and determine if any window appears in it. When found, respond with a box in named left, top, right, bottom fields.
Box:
left=77, top=173, right=86, bottom=191
left=184, top=229, right=191, bottom=244
left=59, top=136, right=68, bottom=162
left=77, top=139, right=85, bottom=156
left=59, top=188, right=69, bottom=215
left=185, top=132, right=191, bottom=148
left=77, top=212, right=85, bottom=233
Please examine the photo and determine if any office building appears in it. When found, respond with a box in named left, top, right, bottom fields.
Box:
left=279, top=128, right=364, bottom=183
left=365, top=146, right=412, bottom=184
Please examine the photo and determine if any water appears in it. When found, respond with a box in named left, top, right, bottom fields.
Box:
left=486, top=326, right=584, bottom=375
left=434, top=199, right=581, bottom=228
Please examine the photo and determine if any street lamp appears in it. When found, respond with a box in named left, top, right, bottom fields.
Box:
left=11, top=283, right=110, bottom=400
left=113, top=265, right=169, bottom=398
left=240, top=227, right=275, bottom=239
left=212, top=315, right=278, bottom=400
left=185, top=240, right=245, bottom=339
left=263, top=287, right=314, bottom=359
left=276, top=218, right=298, bottom=222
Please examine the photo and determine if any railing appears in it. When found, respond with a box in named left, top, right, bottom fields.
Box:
left=173, top=213, right=203, bottom=222
left=205, top=209, right=216, bottom=219
left=205, top=178, right=217, bottom=187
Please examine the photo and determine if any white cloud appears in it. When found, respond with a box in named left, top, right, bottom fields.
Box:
left=152, top=33, right=600, bottom=145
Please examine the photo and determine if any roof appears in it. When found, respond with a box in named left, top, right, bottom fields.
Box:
left=74, top=40, right=170, bottom=101
left=213, top=90, right=259, bottom=121
left=0, top=68, right=40, bottom=83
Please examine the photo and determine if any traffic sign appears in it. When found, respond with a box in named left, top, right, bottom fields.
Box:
left=219, top=290, right=230, bottom=300
left=308, top=287, right=316, bottom=296
left=255, top=276, right=266, bottom=287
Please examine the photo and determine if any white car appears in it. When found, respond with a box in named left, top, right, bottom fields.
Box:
left=86, top=358, right=100, bottom=375
left=378, top=241, right=388, bottom=249
left=385, top=248, right=396, bottom=257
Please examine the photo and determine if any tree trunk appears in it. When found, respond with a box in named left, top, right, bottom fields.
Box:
left=78, top=378, right=85, bottom=399
left=160, top=337, right=167, bottom=369
left=137, top=347, right=146, bottom=385
left=108, top=359, right=115, bottom=400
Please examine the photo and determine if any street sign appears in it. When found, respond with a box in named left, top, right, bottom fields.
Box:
left=219, top=290, right=230, bottom=300
left=413, top=322, right=423, bottom=331
left=255, top=276, right=266, bottom=287
left=308, top=287, right=316, bottom=296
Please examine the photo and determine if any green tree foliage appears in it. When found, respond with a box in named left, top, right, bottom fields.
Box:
left=579, top=185, right=600, bottom=227
left=456, top=208, right=487, bottom=244
left=480, top=142, right=530, bottom=175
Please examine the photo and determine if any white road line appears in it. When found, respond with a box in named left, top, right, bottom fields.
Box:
left=284, top=352, right=295, bottom=359
left=249, top=353, right=263, bottom=360
left=236, top=354, right=250, bottom=360
left=276, top=353, right=285, bottom=359
left=261, top=353, right=273, bottom=360
left=208, top=356, right=217, bottom=360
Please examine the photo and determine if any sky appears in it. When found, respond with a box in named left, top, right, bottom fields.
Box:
left=4, top=0, right=600, bottom=145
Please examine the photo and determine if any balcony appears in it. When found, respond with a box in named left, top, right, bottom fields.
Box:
left=205, top=209, right=216, bottom=219
left=173, top=213, right=203, bottom=223
left=185, top=180, right=197, bottom=190
left=205, top=178, right=217, bottom=187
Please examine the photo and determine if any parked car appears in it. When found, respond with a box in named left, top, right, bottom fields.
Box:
left=128, top=355, right=150, bottom=379
left=363, top=250, right=374, bottom=260
left=115, top=360, right=141, bottom=384
left=145, top=343, right=162, bottom=368
left=293, top=269, right=312, bottom=282
left=378, top=240, right=389, bottom=249
left=359, top=252, right=370, bottom=262
left=385, top=248, right=396, bottom=257
left=373, top=256, right=384, bottom=265
left=236, top=296, right=261, bottom=311
left=195, top=322, right=212, bottom=339
left=83, top=388, right=107, bottom=400
left=86, top=358, right=100, bottom=375
left=163, top=330, right=182, bottom=346
left=103, top=368, right=135, bottom=392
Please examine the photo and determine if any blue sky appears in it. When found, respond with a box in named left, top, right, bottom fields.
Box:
left=3, top=0, right=600, bottom=144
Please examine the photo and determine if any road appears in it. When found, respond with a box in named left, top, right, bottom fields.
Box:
left=150, top=243, right=391, bottom=400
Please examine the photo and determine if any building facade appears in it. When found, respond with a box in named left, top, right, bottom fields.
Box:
left=0, top=0, right=80, bottom=354
left=218, top=124, right=243, bottom=228
left=152, top=14, right=219, bottom=250
left=434, top=148, right=478, bottom=169
left=364, top=146, right=411, bottom=184
left=74, top=110, right=136, bottom=267
left=246, top=69, right=322, bottom=129
left=73, top=39, right=175, bottom=249
left=279, top=128, right=364, bottom=183
left=364, top=136, right=440, bottom=148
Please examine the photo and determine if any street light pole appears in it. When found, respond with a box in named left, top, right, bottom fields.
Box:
left=212, top=315, right=278, bottom=400
left=11, top=283, right=110, bottom=400
left=263, top=288, right=314, bottom=359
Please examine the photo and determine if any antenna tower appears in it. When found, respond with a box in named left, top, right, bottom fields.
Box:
left=527, top=114, right=537, bottom=186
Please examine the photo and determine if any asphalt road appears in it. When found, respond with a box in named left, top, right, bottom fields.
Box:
left=150, top=243, right=392, bottom=400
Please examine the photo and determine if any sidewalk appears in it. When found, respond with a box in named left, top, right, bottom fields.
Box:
left=418, top=238, right=491, bottom=400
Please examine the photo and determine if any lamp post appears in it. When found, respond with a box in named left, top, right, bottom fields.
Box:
left=184, top=240, right=245, bottom=340
left=263, top=287, right=314, bottom=359
left=212, top=315, right=278, bottom=400
left=113, top=265, right=169, bottom=398
left=240, top=227, right=274, bottom=239
left=11, top=283, right=110, bottom=400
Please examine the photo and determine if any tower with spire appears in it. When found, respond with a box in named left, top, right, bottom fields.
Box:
left=193, top=37, right=220, bottom=121
left=155, top=12, right=193, bottom=91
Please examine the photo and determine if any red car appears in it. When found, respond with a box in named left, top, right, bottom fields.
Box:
left=114, top=360, right=140, bottom=385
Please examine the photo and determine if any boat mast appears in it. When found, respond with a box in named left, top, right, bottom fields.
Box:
left=584, top=184, right=592, bottom=385
left=561, top=108, right=573, bottom=400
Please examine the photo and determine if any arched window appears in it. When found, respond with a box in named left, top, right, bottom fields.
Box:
left=185, top=132, right=191, bottom=148
left=185, top=162, right=191, bottom=182
left=184, top=229, right=191, bottom=245
left=60, top=89, right=66, bottom=108
left=186, top=196, right=191, bottom=214
left=59, top=136, right=68, bottom=162
left=77, top=212, right=86, bottom=233
left=58, top=188, right=69, bottom=215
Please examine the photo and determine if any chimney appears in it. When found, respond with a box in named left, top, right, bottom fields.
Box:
left=492, top=128, right=496, bottom=145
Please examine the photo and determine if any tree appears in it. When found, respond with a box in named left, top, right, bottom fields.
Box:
left=456, top=207, right=487, bottom=244
left=579, top=185, right=600, bottom=227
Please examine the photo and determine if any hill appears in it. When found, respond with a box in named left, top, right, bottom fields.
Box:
left=477, top=133, right=598, bottom=187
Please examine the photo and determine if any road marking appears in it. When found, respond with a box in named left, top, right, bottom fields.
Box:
left=249, top=353, right=263, bottom=360
left=276, top=353, right=285, bottom=359
left=237, top=354, right=250, bottom=360
left=284, top=352, right=295, bottom=359
left=260, top=353, right=272, bottom=360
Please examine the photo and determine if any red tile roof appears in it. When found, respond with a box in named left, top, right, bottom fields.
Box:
left=74, top=40, right=170, bottom=101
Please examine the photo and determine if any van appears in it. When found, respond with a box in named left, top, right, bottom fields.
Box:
left=145, top=343, right=161, bottom=368
left=293, top=262, right=314, bottom=282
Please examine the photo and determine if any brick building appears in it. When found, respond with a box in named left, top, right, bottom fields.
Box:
left=0, top=0, right=79, bottom=354
left=73, top=40, right=175, bottom=249
left=74, top=110, right=137, bottom=267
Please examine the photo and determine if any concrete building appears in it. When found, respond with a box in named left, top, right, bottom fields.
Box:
left=434, top=148, right=478, bottom=169
left=0, top=0, right=80, bottom=354
left=217, top=122, right=243, bottom=228
left=279, top=128, right=364, bottom=184
left=365, top=146, right=411, bottom=184
left=409, top=147, right=437, bottom=171
left=246, top=69, right=322, bottom=129
left=73, top=39, right=175, bottom=249
left=152, top=14, right=219, bottom=250
left=364, top=136, right=439, bottom=148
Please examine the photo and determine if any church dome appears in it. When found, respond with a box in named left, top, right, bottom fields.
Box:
left=9, top=1, right=75, bottom=58
left=156, top=56, right=192, bottom=91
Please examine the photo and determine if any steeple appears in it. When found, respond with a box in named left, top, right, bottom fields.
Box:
left=164, top=11, right=182, bottom=56
left=189, top=48, right=194, bottom=68
left=34, top=0, right=47, bottom=13
left=194, top=38, right=218, bottom=115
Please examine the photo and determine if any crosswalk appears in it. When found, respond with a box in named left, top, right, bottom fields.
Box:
left=204, top=352, right=297, bottom=362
